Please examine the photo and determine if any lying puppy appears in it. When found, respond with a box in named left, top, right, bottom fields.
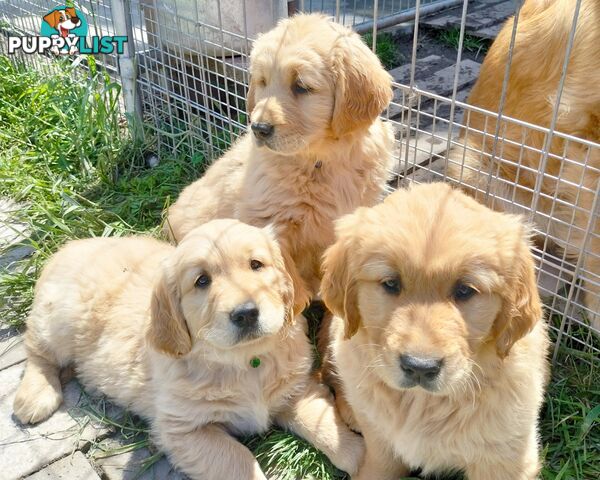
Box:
left=166, top=13, right=394, bottom=312
left=321, top=183, right=550, bottom=480
left=447, top=0, right=600, bottom=329
left=13, top=219, right=363, bottom=479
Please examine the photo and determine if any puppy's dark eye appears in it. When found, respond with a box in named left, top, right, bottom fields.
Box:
left=250, top=259, right=263, bottom=271
left=292, top=82, right=310, bottom=95
left=453, top=283, right=477, bottom=301
left=381, top=277, right=401, bottom=295
left=195, top=274, right=211, bottom=289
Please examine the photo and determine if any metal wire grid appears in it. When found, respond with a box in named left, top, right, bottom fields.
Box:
left=133, top=0, right=257, bottom=160
left=1, top=0, right=598, bottom=362
left=296, top=0, right=447, bottom=29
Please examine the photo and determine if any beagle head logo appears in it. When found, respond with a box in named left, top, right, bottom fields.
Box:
left=43, top=8, right=83, bottom=38
left=39, top=5, right=88, bottom=54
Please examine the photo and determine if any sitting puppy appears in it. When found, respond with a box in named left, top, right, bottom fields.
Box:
left=166, top=14, right=394, bottom=312
left=13, top=219, right=364, bottom=479
left=321, top=183, right=550, bottom=480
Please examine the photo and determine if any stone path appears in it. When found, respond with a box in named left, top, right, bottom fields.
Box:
left=421, top=0, right=517, bottom=40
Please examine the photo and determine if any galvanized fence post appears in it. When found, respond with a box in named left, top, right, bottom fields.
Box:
left=111, top=0, right=143, bottom=139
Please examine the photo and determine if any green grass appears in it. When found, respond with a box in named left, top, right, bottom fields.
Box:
left=363, top=32, right=404, bottom=70
left=437, top=27, right=489, bottom=58
left=0, top=55, right=203, bottom=326
left=0, top=55, right=598, bottom=479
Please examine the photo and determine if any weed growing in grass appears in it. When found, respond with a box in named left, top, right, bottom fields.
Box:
left=437, top=27, right=489, bottom=58
left=363, top=32, right=404, bottom=69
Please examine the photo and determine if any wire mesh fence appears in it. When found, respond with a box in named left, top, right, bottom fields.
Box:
left=1, top=0, right=598, bottom=364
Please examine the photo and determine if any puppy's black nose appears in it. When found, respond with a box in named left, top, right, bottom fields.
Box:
left=400, top=355, right=442, bottom=382
left=251, top=122, right=274, bottom=140
left=230, top=302, right=259, bottom=330
left=72, top=16, right=81, bottom=26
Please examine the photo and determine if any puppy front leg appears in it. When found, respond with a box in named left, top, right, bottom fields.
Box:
left=466, top=461, right=540, bottom=480
left=157, top=423, right=267, bottom=480
left=466, top=451, right=541, bottom=480
left=275, top=378, right=365, bottom=475
left=354, top=422, right=409, bottom=480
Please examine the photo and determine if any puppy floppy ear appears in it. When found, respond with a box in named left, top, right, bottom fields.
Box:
left=148, top=266, right=192, bottom=358
left=330, top=31, right=393, bottom=138
left=263, top=225, right=310, bottom=318
left=321, top=214, right=362, bottom=339
left=246, top=76, right=256, bottom=117
left=43, top=10, right=61, bottom=29
left=493, top=223, right=542, bottom=358
left=281, top=248, right=311, bottom=318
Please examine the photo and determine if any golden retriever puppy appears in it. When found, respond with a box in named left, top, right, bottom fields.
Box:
left=447, top=0, right=600, bottom=329
left=13, top=219, right=364, bottom=479
left=166, top=14, right=394, bottom=312
left=321, top=183, right=550, bottom=480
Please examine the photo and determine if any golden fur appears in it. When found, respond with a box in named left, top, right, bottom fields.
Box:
left=321, top=183, right=550, bottom=480
left=447, top=0, right=600, bottom=329
left=13, top=219, right=364, bottom=479
left=166, top=14, right=394, bottom=311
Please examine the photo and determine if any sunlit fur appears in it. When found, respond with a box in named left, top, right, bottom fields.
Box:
left=446, top=0, right=600, bottom=330
left=166, top=14, right=394, bottom=311
left=13, top=220, right=364, bottom=479
left=321, top=183, right=550, bottom=480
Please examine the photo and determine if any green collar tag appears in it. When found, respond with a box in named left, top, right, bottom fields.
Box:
left=250, top=357, right=261, bottom=368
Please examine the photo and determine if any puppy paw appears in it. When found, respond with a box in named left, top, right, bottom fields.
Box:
left=330, top=430, right=365, bottom=476
left=13, top=381, right=63, bottom=424
left=337, top=395, right=362, bottom=434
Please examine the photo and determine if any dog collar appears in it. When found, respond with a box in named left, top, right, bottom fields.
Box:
left=250, top=357, right=261, bottom=368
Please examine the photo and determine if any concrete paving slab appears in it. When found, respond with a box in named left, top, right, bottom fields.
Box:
left=0, top=198, right=33, bottom=269
left=387, top=60, right=479, bottom=122
left=0, top=198, right=28, bottom=248
left=92, top=437, right=187, bottom=480
left=389, top=128, right=456, bottom=175
left=0, top=327, right=26, bottom=371
left=421, top=0, right=515, bottom=34
left=26, top=451, right=101, bottom=480
left=388, top=55, right=445, bottom=86
left=418, top=59, right=481, bottom=97
left=473, top=24, right=504, bottom=39
left=0, top=363, right=107, bottom=480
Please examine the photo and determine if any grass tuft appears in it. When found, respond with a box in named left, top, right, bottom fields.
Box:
left=245, top=429, right=347, bottom=480
left=437, top=27, right=489, bottom=57
left=363, top=32, right=404, bottom=70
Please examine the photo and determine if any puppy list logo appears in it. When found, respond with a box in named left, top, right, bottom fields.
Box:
left=7, top=2, right=127, bottom=55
